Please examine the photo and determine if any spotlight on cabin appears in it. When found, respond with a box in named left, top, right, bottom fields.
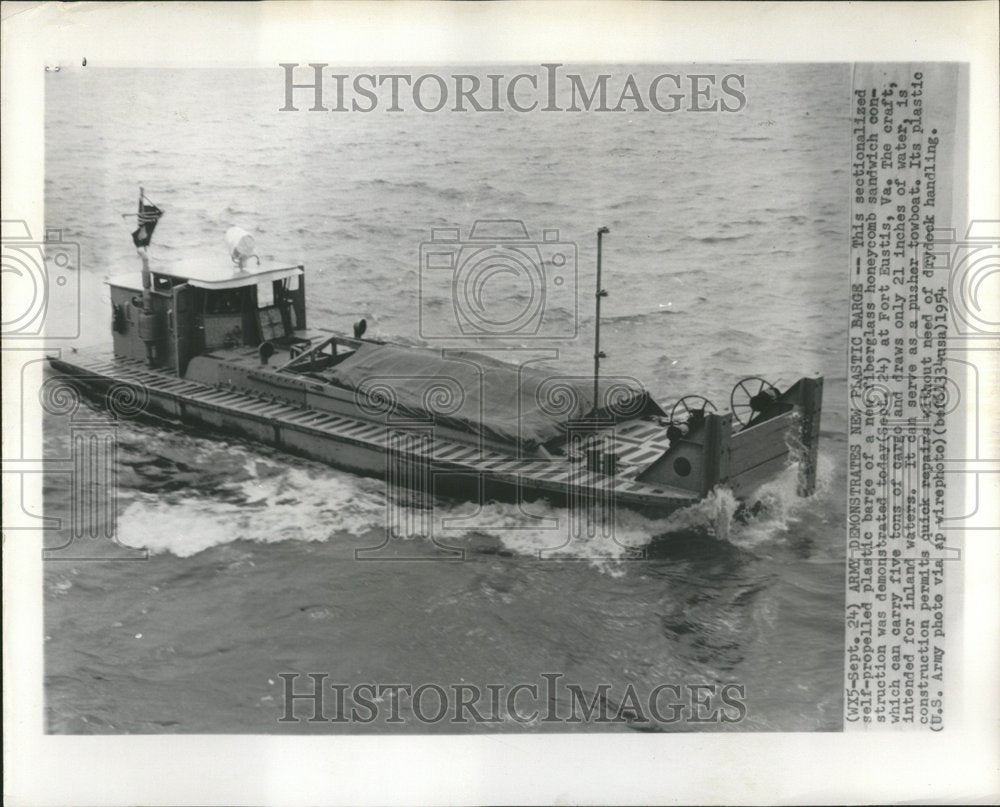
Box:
left=226, top=226, right=260, bottom=270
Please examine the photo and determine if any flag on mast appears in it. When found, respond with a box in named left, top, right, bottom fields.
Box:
left=131, top=191, right=163, bottom=248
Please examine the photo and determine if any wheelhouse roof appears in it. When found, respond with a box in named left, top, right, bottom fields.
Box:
left=106, top=261, right=303, bottom=291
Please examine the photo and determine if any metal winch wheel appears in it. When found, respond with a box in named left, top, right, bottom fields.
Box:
left=666, top=395, right=717, bottom=440
left=730, top=376, right=780, bottom=427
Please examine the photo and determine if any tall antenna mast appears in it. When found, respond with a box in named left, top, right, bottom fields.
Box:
left=138, top=186, right=151, bottom=303
left=593, top=226, right=609, bottom=417
left=137, top=186, right=157, bottom=366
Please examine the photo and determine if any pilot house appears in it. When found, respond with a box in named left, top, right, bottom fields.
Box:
left=107, top=260, right=308, bottom=376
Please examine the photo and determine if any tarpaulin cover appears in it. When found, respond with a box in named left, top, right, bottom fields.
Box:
left=326, top=342, right=664, bottom=449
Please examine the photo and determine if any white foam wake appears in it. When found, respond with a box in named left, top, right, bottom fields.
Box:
left=117, top=462, right=386, bottom=558
left=116, top=449, right=836, bottom=560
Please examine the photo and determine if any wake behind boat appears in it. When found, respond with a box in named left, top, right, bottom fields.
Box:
left=48, top=190, right=823, bottom=516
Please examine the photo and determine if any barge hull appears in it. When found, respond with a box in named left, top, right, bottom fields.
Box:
left=47, top=354, right=700, bottom=515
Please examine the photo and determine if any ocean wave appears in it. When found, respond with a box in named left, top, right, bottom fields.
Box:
left=601, top=307, right=686, bottom=327
left=116, top=462, right=386, bottom=558
left=491, top=453, right=838, bottom=566
left=114, top=448, right=835, bottom=570
left=722, top=452, right=837, bottom=549
left=681, top=234, right=750, bottom=244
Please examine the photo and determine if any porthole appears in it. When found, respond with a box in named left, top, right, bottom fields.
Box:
left=673, top=457, right=692, bottom=477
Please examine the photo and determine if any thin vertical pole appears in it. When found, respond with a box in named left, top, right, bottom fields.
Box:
left=139, top=186, right=152, bottom=312
left=593, top=226, right=609, bottom=417
left=137, top=186, right=156, bottom=366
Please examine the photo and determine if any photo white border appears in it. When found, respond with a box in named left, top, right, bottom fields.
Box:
left=3, top=2, right=998, bottom=804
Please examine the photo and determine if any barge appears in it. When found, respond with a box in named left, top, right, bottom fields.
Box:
left=48, top=193, right=823, bottom=516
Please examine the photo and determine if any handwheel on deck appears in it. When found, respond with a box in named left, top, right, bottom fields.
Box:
left=666, top=396, right=717, bottom=440
left=729, top=376, right=780, bottom=428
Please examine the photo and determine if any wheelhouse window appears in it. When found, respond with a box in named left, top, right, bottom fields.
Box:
left=204, top=288, right=248, bottom=314
left=256, top=280, right=274, bottom=308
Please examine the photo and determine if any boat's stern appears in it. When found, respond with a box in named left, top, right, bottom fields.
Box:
left=634, top=375, right=824, bottom=501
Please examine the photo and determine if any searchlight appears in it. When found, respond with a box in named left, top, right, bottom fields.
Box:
left=226, top=226, right=260, bottom=270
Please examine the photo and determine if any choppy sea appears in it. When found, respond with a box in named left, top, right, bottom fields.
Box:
left=42, top=64, right=850, bottom=732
